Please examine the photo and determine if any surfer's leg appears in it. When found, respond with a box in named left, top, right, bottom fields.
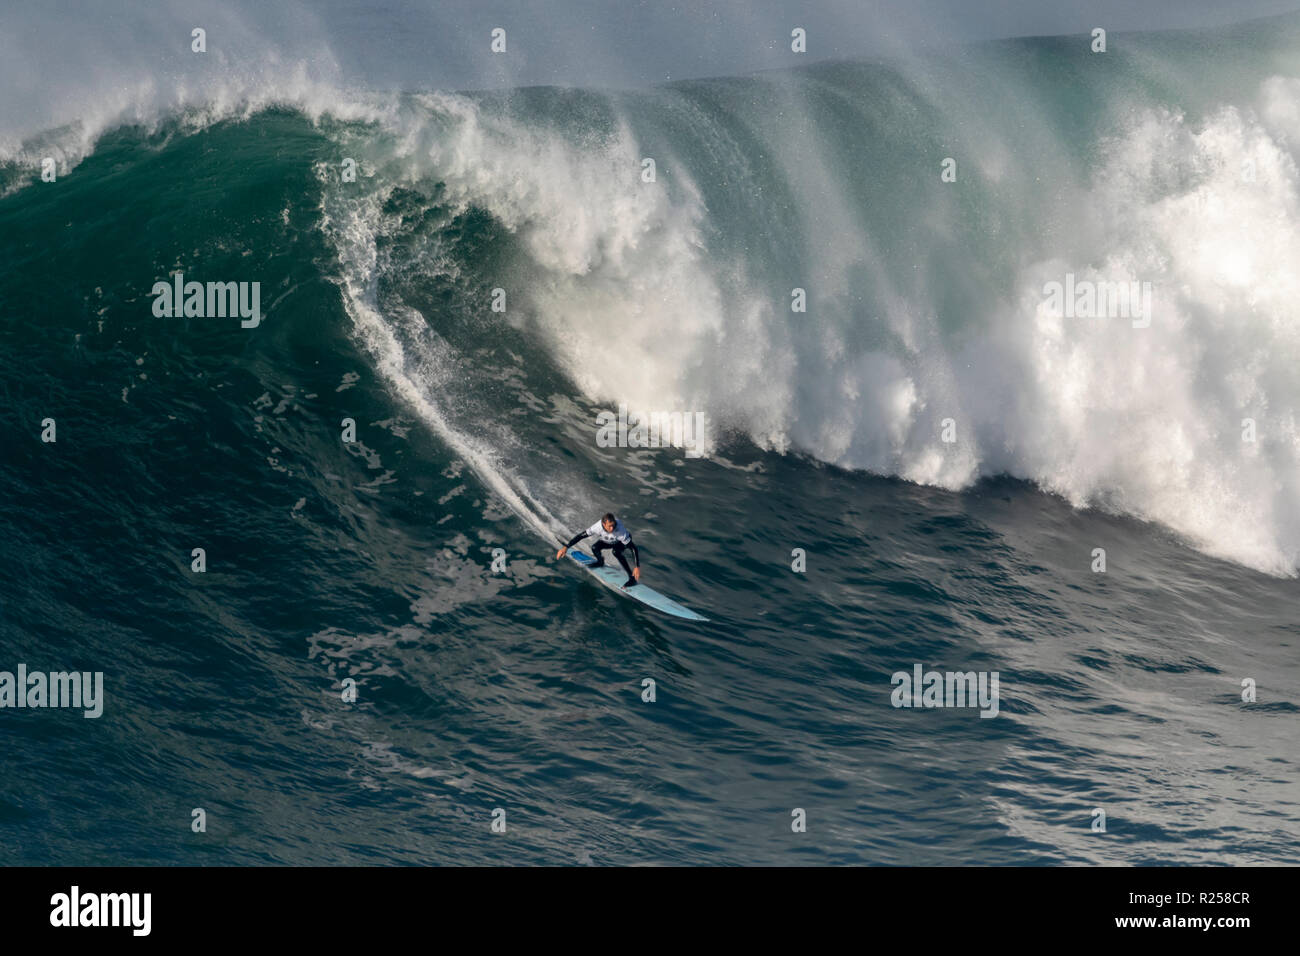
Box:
left=612, top=543, right=636, bottom=586
left=590, top=540, right=609, bottom=567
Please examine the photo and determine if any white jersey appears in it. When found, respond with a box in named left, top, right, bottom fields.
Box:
left=587, top=518, right=632, bottom=545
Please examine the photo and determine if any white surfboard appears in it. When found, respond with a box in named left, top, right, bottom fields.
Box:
left=567, top=548, right=709, bottom=621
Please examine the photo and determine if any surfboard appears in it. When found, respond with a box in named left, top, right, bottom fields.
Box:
left=567, top=549, right=709, bottom=621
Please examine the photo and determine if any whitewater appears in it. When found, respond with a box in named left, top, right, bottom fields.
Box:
left=309, top=26, right=1300, bottom=574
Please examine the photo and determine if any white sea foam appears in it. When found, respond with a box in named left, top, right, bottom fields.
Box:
left=323, top=78, right=1300, bottom=574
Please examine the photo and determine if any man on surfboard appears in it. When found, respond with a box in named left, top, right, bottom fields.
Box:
left=557, top=513, right=641, bottom=588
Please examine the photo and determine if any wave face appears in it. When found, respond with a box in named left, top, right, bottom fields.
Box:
left=310, top=21, right=1300, bottom=575
left=2, top=16, right=1300, bottom=865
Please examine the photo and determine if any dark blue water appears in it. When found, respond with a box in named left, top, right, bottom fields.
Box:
left=2, top=21, right=1299, bottom=864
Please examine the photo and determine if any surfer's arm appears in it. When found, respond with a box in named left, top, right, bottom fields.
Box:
left=556, top=530, right=590, bottom=559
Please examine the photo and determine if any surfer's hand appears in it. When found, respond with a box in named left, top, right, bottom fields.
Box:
left=556, top=547, right=567, bottom=559
left=632, top=566, right=641, bottom=581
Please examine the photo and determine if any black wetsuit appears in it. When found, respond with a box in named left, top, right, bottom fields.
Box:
left=564, top=518, right=640, bottom=586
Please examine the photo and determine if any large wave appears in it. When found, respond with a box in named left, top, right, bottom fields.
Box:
left=8, top=14, right=1300, bottom=573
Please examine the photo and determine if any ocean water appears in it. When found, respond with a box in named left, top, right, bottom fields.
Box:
left=1, top=14, right=1299, bottom=865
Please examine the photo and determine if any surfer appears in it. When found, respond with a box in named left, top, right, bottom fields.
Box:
left=557, top=513, right=641, bottom=588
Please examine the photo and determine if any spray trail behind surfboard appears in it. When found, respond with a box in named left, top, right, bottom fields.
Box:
left=319, top=178, right=569, bottom=547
